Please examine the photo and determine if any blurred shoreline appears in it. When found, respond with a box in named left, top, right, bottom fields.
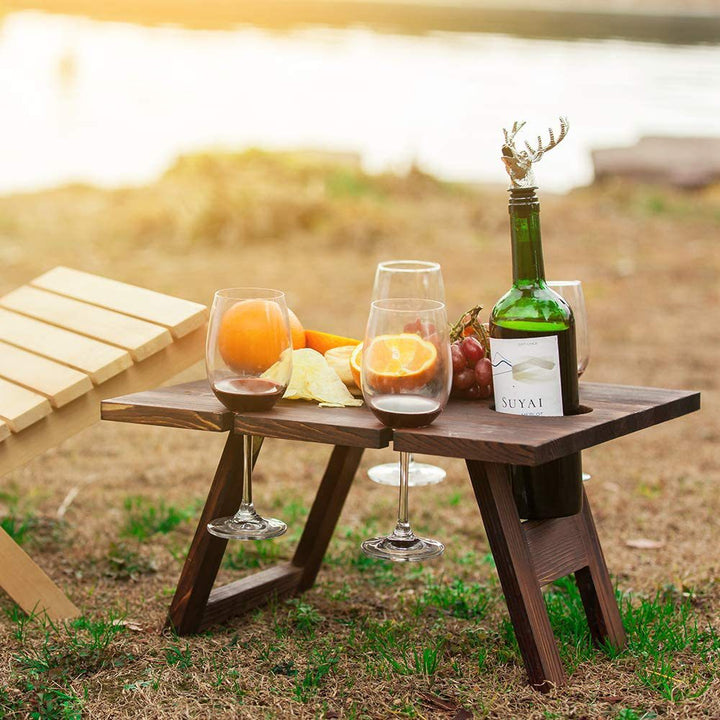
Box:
left=7, top=0, right=720, bottom=43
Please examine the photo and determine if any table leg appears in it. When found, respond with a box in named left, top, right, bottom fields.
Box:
left=574, top=488, right=626, bottom=651
left=168, top=439, right=363, bottom=635
left=167, top=431, right=262, bottom=634
left=292, top=445, right=365, bottom=592
left=466, top=461, right=627, bottom=691
left=466, top=460, right=566, bottom=692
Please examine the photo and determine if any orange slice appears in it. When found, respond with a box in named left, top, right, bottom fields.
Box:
left=363, top=333, right=437, bottom=393
left=305, top=329, right=361, bottom=355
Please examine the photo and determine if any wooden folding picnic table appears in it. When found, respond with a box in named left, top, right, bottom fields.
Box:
left=101, top=380, right=699, bottom=691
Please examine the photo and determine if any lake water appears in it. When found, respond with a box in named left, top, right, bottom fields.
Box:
left=1, top=10, right=719, bottom=194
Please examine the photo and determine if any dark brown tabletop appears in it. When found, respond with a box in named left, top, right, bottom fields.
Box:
left=102, top=380, right=699, bottom=465
left=101, top=379, right=392, bottom=448
left=393, top=383, right=700, bottom=465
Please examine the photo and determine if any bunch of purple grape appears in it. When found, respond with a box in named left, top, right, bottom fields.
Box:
left=451, top=336, right=493, bottom=400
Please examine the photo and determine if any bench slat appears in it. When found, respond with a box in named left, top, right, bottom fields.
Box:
left=0, top=307, right=132, bottom=385
left=32, top=266, right=207, bottom=338
left=0, top=341, right=92, bottom=408
left=0, top=325, right=206, bottom=478
left=0, top=378, right=52, bottom=432
left=0, top=286, right=172, bottom=362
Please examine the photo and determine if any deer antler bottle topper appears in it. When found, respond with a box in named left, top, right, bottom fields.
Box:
left=501, top=116, right=569, bottom=188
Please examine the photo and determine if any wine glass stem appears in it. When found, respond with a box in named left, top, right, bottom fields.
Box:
left=393, top=451, right=413, bottom=539
left=237, top=433, right=255, bottom=517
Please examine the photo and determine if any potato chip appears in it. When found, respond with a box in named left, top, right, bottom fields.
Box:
left=278, top=349, right=362, bottom=407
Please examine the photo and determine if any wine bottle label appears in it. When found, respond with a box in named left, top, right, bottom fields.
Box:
left=489, top=336, right=563, bottom=416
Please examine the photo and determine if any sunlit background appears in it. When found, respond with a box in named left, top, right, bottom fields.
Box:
left=2, top=3, right=719, bottom=194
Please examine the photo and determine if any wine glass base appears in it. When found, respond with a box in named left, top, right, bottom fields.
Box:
left=361, top=535, right=444, bottom=562
left=207, top=515, right=287, bottom=541
left=582, top=472, right=591, bottom=482
left=367, top=461, right=446, bottom=487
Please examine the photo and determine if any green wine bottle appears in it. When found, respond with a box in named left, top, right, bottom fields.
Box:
left=489, top=119, right=583, bottom=519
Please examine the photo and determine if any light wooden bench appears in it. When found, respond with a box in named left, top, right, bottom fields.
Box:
left=0, top=267, right=207, bottom=619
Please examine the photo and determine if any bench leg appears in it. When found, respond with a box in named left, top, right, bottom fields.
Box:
left=467, top=460, right=566, bottom=692
left=0, top=527, right=80, bottom=621
left=168, top=436, right=363, bottom=635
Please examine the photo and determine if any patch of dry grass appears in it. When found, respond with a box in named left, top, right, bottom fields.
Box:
left=0, top=151, right=718, bottom=718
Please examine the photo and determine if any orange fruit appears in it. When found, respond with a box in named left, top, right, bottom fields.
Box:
left=350, top=343, right=363, bottom=390
left=218, top=299, right=292, bottom=373
left=305, top=329, right=361, bottom=355
left=288, top=309, right=306, bottom=349
left=324, top=345, right=357, bottom=387
left=363, top=333, right=437, bottom=393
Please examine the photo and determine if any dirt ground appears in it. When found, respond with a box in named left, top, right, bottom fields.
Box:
left=0, top=153, right=718, bottom=718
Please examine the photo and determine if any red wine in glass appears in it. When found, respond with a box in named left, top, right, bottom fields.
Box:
left=213, top=377, right=285, bottom=412
left=368, top=395, right=442, bottom=428
left=205, top=287, right=292, bottom=541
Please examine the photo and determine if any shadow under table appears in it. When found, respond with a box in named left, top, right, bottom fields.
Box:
left=101, top=380, right=699, bottom=692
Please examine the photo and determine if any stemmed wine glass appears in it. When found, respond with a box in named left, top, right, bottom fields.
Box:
left=547, top=280, right=589, bottom=377
left=205, top=288, right=293, bottom=540
left=548, top=280, right=591, bottom=481
left=361, top=298, right=452, bottom=562
left=367, top=260, right=447, bottom=487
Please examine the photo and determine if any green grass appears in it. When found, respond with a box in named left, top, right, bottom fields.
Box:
left=2, top=568, right=716, bottom=716
left=0, top=610, right=129, bottom=720
left=362, top=619, right=446, bottom=678
left=120, top=496, right=198, bottom=542
left=222, top=539, right=283, bottom=571
left=164, top=642, right=193, bottom=669
left=324, top=168, right=385, bottom=201
left=0, top=489, right=37, bottom=545
left=531, top=577, right=720, bottom=697
left=105, top=541, right=159, bottom=581
left=415, top=577, right=493, bottom=620
left=0, top=513, right=37, bottom=545
left=621, top=586, right=719, bottom=701
left=285, top=599, right=325, bottom=637
left=292, top=646, right=339, bottom=703
left=615, top=710, right=658, bottom=720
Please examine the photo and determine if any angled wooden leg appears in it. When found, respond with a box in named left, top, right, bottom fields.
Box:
left=574, top=488, right=626, bottom=651
left=167, top=431, right=262, bottom=634
left=200, top=445, right=364, bottom=630
left=170, top=439, right=364, bottom=635
left=292, top=445, right=364, bottom=591
left=466, top=460, right=566, bottom=692
left=0, top=528, right=80, bottom=621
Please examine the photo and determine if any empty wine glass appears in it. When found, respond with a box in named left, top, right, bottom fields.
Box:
left=361, top=298, right=451, bottom=562
left=367, top=260, right=447, bottom=487
left=205, top=288, right=293, bottom=540
left=547, top=280, right=589, bottom=376
left=548, top=280, right=591, bottom=481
